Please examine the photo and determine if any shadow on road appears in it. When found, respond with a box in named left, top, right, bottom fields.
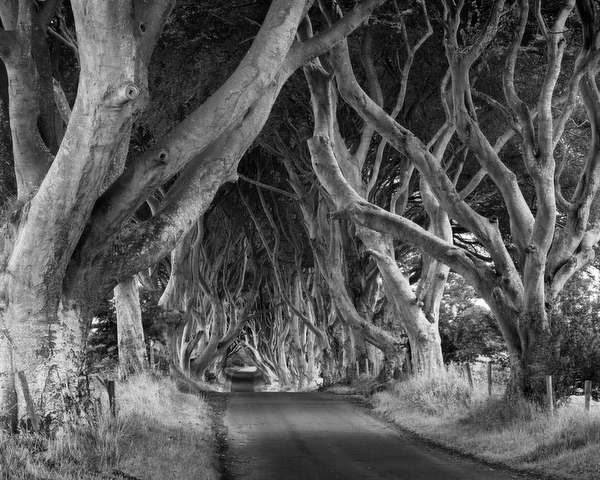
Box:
left=224, top=392, right=525, bottom=480
left=230, top=370, right=255, bottom=392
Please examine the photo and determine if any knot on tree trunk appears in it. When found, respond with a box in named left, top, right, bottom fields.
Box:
left=106, top=82, right=140, bottom=107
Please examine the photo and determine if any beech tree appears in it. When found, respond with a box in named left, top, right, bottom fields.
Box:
left=300, top=3, right=459, bottom=376
left=312, top=0, right=600, bottom=396
left=238, top=151, right=383, bottom=384
left=0, top=0, right=386, bottom=433
left=158, top=208, right=263, bottom=380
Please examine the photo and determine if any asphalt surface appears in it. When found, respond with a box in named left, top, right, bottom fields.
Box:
left=224, top=389, right=527, bottom=480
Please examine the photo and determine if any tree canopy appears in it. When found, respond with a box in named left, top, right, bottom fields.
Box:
left=3, top=0, right=600, bottom=433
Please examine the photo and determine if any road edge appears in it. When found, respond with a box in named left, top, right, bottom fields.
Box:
left=206, top=392, right=235, bottom=480
left=338, top=392, right=553, bottom=480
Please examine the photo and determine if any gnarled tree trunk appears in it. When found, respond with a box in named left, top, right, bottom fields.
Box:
left=0, top=1, right=173, bottom=432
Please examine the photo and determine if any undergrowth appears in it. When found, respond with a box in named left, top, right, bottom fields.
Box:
left=0, top=372, right=218, bottom=480
left=371, top=364, right=600, bottom=480
left=385, top=364, right=474, bottom=415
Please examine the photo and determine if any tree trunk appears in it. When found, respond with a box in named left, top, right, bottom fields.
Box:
left=0, top=314, right=18, bottom=433
left=190, top=312, right=223, bottom=381
left=303, top=61, right=443, bottom=376
left=114, top=276, right=148, bottom=378
left=0, top=1, right=174, bottom=432
left=0, top=297, right=89, bottom=434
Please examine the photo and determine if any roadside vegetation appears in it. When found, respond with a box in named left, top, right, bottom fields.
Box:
left=0, top=373, right=219, bottom=480
left=367, top=366, right=600, bottom=480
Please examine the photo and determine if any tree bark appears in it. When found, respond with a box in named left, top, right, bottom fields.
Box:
left=0, top=0, right=174, bottom=432
left=114, top=277, right=148, bottom=377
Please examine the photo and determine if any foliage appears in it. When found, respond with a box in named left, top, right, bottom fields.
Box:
left=439, top=273, right=507, bottom=365
left=86, top=289, right=178, bottom=374
left=86, top=299, right=118, bottom=375
left=141, top=1, right=268, bottom=140
left=529, top=268, right=600, bottom=402
left=139, top=289, right=180, bottom=344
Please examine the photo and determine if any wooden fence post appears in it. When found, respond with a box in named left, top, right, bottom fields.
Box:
left=585, top=380, right=592, bottom=411
left=356, top=360, right=360, bottom=377
left=149, top=340, right=155, bottom=370
left=107, top=380, right=116, bottom=417
left=487, top=362, right=492, bottom=396
left=546, top=375, right=554, bottom=414
left=366, top=360, right=370, bottom=377
left=464, top=363, right=473, bottom=388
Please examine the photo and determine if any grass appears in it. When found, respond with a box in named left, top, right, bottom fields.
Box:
left=325, top=374, right=384, bottom=397
left=367, top=364, right=600, bottom=480
left=0, top=372, right=219, bottom=480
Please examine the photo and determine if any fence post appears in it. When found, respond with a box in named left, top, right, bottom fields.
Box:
left=546, top=375, right=554, bottom=415
left=355, top=360, right=360, bottom=377
left=107, top=380, right=116, bottom=416
left=366, top=360, right=370, bottom=377
left=487, top=362, right=492, bottom=396
left=585, top=380, right=593, bottom=411
left=464, top=363, right=473, bottom=388
left=149, top=340, right=155, bottom=370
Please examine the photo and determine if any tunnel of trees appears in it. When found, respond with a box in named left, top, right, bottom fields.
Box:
left=3, top=0, right=600, bottom=433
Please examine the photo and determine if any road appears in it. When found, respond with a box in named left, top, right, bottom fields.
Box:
left=223, top=389, right=528, bottom=480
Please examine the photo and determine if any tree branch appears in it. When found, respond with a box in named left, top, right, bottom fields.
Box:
left=286, top=0, right=386, bottom=74
left=86, top=0, right=309, bottom=254
left=322, top=26, right=519, bottom=278
left=238, top=173, right=300, bottom=201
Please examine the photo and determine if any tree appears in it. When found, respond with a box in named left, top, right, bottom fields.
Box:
left=312, top=0, right=600, bottom=397
left=542, top=267, right=600, bottom=399
left=299, top=2, right=457, bottom=376
left=159, top=209, right=263, bottom=380
left=0, top=0, right=386, bottom=433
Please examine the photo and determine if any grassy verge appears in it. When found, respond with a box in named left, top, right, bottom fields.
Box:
left=365, top=365, right=600, bottom=480
left=0, top=373, right=219, bottom=480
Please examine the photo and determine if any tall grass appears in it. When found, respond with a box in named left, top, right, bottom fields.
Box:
left=380, top=364, right=474, bottom=415
left=372, top=364, right=600, bottom=480
left=1, top=412, right=124, bottom=479
left=0, top=372, right=219, bottom=480
left=115, top=373, right=218, bottom=480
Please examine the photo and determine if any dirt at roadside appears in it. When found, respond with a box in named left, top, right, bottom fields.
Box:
left=205, top=392, right=234, bottom=480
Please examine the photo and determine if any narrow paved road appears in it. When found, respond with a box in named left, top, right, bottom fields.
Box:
left=224, top=391, right=529, bottom=480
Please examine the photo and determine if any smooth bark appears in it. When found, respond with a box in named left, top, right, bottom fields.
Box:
left=114, top=277, right=148, bottom=377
